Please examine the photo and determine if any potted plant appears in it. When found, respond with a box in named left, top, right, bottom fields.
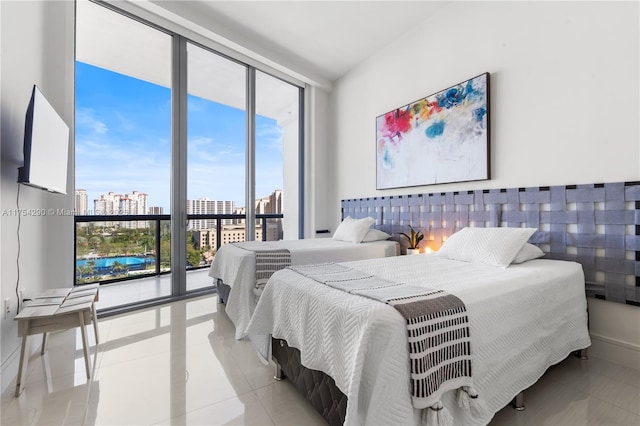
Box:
left=400, top=225, right=424, bottom=255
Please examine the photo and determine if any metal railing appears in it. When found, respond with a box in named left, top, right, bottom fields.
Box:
left=186, top=213, right=283, bottom=248
left=74, top=213, right=283, bottom=285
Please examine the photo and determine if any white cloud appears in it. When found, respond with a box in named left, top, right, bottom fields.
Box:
left=256, top=123, right=283, bottom=152
left=76, top=108, right=108, bottom=135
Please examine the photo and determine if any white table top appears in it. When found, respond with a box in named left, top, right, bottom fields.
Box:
left=15, top=286, right=98, bottom=320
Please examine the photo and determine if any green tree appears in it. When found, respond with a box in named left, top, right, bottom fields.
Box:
left=111, top=260, right=129, bottom=276
left=76, top=260, right=97, bottom=283
left=187, top=243, right=201, bottom=267
left=160, top=239, right=171, bottom=269
left=89, top=236, right=102, bottom=251
left=76, top=235, right=89, bottom=256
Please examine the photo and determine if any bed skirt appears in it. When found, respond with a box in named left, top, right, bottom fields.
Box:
left=272, top=337, right=347, bottom=426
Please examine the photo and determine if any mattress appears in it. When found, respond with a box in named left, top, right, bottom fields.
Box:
left=244, top=254, right=591, bottom=426
left=208, top=238, right=399, bottom=339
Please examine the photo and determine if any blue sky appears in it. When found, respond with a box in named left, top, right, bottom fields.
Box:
left=75, top=61, right=283, bottom=211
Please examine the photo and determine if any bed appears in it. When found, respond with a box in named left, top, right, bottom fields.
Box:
left=243, top=227, right=591, bottom=426
left=209, top=223, right=399, bottom=339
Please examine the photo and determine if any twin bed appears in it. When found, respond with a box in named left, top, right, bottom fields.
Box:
left=208, top=226, right=399, bottom=339
left=210, top=224, right=591, bottom=426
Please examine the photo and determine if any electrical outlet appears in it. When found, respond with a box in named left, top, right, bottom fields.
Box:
left=20, top=288, right=26, bottom=301
left=4, top=298, right=10, bottom=319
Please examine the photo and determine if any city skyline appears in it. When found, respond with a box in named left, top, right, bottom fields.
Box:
left=74, top=188, right=283, bottom=216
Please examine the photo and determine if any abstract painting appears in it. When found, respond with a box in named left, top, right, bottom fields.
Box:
left=376, top=73, right=490, bottom=189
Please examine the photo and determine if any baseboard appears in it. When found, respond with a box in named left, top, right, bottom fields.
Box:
left=589, top=332, right=640, bottom=371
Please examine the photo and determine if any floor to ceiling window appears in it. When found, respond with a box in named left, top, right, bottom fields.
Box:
left=75, top=0, right=174, bottom=307
left=74, top=0, right=303, bottom=310
left=255, top=70, right=300, bottom=240
left=185, top=42, right=247, bottom=292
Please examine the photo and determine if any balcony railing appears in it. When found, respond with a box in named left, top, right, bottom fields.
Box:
left=74, top=213, right=283, bottom=285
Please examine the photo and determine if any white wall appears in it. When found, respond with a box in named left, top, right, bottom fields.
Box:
left=305, top=86, right=333, bottom=237
left=0, top=0, right=75, bottom=391
left=327, top=1, right=639, bottom=369
left=281, top=103, right=300, bottom=239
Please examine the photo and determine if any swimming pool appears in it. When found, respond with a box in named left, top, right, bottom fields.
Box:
left=76, top=256, right=154, bottom=271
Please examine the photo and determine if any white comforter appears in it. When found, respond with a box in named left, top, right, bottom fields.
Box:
left=208, top=238, right=398, bottom=339
left=244, top=254, right=591, bottom=426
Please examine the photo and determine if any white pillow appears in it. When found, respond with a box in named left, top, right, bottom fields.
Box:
left=333, top=216, right=376, bottom=243
left=436, top=227, right=537, bottom=267
left=362, top=228, right=391, bottom=242
left=511, top=243, right=545, bottom=264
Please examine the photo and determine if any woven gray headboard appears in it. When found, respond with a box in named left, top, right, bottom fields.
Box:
left=341, top=181, right=640, bottom=306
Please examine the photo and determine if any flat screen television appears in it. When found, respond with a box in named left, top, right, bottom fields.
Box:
left=17, top=85, right=69, bottom=194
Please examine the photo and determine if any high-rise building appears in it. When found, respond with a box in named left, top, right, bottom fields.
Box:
left=231, top=190, right=283, bottom=237
left=187, top=190, right=282, bottom=234
left=94, top=190, right=148, bottom=228
left=94, top=190, right=148, bottom=216
left=75, top=189, right=88, bottom=215
left=231, top=206, right=246, bottom=226
left=148, top=206, right=164, bottom=215
left=254, top=190, right=283, bottom=215
left=255, top=197, right=269, bottom=215
left=187, top=198, right=235, bottom=230
left=119, top=190, right=148, bottom=215
left=94, top=191, right=121, bottom=215
left=120, top=190, right=148, bottom=228
left=193, top=225, right=264, bottom=252
left=268, top=189, right=283, bottom=214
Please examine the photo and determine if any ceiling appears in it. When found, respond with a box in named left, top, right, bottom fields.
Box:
left=143, top=1, right=448, bottom=87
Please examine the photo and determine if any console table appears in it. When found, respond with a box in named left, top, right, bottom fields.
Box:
left=14, top=284, right=99, bottom=397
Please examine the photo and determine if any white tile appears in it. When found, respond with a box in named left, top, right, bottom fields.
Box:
left=585, top=376, right=640, bottom=416
left=219, top=338, right=275, bottom=391
left=490, top=358, right=640, bottom=426
left=588, top=355, right=640, bottom=390
left=94, top=269, right=212, bottom=311
left=3, top=294, right=639, bottom=426
left=255, top=381, right=327, bottom=426
left=20, top=329, right=101, bottom=385
left=1, top=374, right=97, bottom=426
left=544, top=355, right=640, bottom=416
left=153, top=391, right=274, bottom=426
left=91, top=344, right=255, bottom=425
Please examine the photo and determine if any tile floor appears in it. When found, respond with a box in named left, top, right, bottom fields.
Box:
left=2, top=294, right=639, bottom=426
left=94, top=269, right=213, bottom=311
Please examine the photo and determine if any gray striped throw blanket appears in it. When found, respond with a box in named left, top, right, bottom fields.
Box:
left=290, top=262, right=483, bottom=426
left=234, top=242, right=291, bottom=301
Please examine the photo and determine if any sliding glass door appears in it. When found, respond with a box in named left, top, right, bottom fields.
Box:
left=75, top=0, right=173, bottom=308
left=255, top=70, right=300, bottom=240
left=184, top=45, right=302, bottom=291
left=185, top=43, right=247, bottom=291
left=75, top=1, right=303, bottom=310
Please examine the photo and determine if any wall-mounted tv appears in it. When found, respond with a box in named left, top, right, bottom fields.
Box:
left=18, top=85, right=69, bottom=194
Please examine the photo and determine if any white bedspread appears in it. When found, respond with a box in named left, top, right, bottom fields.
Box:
left=208, top=238, right=398, bottom=339
left=244, top=254, right=591, bottom=426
